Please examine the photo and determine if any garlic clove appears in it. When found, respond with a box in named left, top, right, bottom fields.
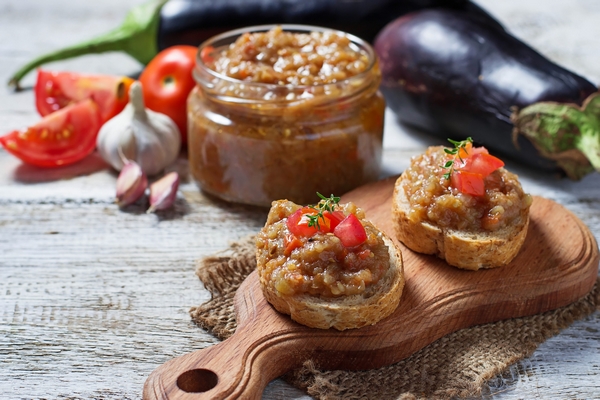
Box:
left=147, top=172, right=180, bottom=213
left=116, top=161, right=148, bottom=207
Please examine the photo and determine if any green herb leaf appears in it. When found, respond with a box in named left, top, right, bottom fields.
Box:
left=441, top=137, right=473, bottom=180
left=307, top=192, right=340, bottom=230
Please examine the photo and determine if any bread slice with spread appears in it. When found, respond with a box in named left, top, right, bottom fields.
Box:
left=256, top=195, right=404, bottom=330
left=392, top=138, right=532, bottom=270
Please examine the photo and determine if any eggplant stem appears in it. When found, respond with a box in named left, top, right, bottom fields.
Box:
left=7, top=0, right=167, bottom=90
left=513, top=91, right=600, bottom=180
left=576, top=128, right=600, bottom=171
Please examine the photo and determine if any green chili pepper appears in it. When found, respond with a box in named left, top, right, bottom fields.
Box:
left=8, top=0, right=483, bottom=91
left=8, top=0, right=168, bottom=90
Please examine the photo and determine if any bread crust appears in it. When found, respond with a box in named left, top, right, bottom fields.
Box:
left=258, top=233, right=405, bottom=330
left=392, top=173, right=530, bottom=270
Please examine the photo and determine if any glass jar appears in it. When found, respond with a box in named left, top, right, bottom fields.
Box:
left=188, top=25, right=385, bottom=207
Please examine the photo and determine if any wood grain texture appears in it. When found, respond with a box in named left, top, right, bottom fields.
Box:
left=0, top=0, right=599, bottom=399
left=142, top=179, right=598, bottom=399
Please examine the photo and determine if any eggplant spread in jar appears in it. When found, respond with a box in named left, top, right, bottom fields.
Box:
left=188, top=25, right=385, bottom=206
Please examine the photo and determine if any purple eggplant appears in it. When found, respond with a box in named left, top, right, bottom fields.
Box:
left=375, top=8, right=599, bottom=178
left=10, top=0, right=493, bottom=89
left=158, top=0, right=478, bottom=49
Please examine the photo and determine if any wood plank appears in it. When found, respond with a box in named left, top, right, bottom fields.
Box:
left=0, top=173, right=269, bottom=399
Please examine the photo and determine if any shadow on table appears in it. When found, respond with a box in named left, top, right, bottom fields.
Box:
left=116, top=195, right=192, bottom=220
left=11, top=152, right=109, bottom=183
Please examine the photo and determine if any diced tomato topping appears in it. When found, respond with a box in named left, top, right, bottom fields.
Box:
left=451, top=170, right=485, bottom=197
left=283, top=233, right=302, bottom=256
left=457, top=142, right=472, bottom=159
left=458, top=153, right=504, bottom=176
left=323, top=210, right=345, bottom=230
left=286, top=207, right=368, bottom=248
left=449, top=142, right=503, bottom=196
left=333, top=214, right=368, bottom=247
left=286, top=207, right=330, bottom=237
left=457, top=142, right=489, bottom=159
left=471, top=146, right=489, bottom=155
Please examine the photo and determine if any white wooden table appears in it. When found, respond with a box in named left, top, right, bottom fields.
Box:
left=1, top=1, right=598, bottom=399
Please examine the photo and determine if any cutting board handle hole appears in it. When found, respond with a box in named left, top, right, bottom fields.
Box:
left=177, top=368, right=218, bottom=393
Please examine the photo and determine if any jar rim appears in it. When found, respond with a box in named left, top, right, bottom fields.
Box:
left=194, top=24, right=378, bottom=91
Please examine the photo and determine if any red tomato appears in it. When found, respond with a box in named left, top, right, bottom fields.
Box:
left=458, top=153, right=504, bottom=177
left=457, top=142, right=489, bottom=159
left=286, top=207, right=330, bottom=237
left=451, top=143, right=503, bottom=196
left=451, top=170, right=485, bottom=197
left=139, top=45, right=198, bottom=144
left=35, top=69, right=133, bottom=123
left=333, top=214, right=368, bottom=247
left=323, top=210, right=345, bottom=231
left=283, top=233, right=302, bottom=256
left=0, top=99, right=101, bottom=167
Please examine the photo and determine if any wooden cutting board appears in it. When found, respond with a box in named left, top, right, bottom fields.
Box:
left=143, top=176, right=599, bottom=400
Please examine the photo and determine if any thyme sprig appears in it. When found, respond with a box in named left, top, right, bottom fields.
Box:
left=307, top=192, right=340, bottom=229
left=442, top=137, right=473, bottom=180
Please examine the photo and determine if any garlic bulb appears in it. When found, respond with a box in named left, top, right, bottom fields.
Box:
left=97, top=81, right=181, bottom=176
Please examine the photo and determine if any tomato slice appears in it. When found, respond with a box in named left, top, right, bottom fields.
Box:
left=0, top=99, right=101, bottom=167
left=333, top=214, right=368, bottom=247
left=458, top=153, right=504, bottom=177
left=451, top=170, right=485, bottom=197
left=35, top=69, right=134, bottom=123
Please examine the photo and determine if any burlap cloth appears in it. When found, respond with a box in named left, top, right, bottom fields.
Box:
left=189, top=236, right=600, bottom=399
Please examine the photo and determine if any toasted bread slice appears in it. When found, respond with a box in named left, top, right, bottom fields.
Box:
left=258, top=232, right=404, bottom=331
left=392, top=173, right=530, bottom=270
